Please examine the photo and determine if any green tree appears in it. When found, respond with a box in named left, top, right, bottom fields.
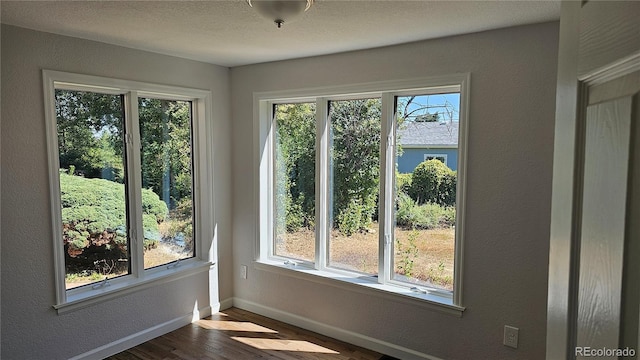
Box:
left=138, top=98, right=193, bottom=211
left=330, top=99, right=381, bottom=235
left=275, top=103, right=316, bottom=232
left=55, top=89, right=125, bottom=181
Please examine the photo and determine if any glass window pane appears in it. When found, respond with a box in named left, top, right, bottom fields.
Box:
left=273, top=103, right=316, bottom=263
left=394, top=92, right=460, bottom=290
left=55, top=89, right=129, bottom=289
left=138, top=98, right=195, bottom=269
left=328, top=98, right=381, bottom=276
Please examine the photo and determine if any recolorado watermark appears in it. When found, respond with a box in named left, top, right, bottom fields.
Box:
left=575, top=347, right=636, bottom=357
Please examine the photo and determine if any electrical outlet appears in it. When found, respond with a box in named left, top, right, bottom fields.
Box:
left=503, top=325, right=519, bottom=348
left=241, top=265, right=248, bottom=279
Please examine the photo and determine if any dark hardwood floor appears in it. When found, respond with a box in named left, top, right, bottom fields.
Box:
left=107, top=307, right=388, bottom=360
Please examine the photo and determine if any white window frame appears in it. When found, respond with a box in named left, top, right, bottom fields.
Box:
left=424, top=153, right=448, bottom=166
left=43, top=70, right=215, bottom=313
left=255, top=74, right=469, bottom=315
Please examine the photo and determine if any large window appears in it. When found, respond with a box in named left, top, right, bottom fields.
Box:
left=44, top=71, right=213, bottom=310
left=258, top=76, right=468, bottom=309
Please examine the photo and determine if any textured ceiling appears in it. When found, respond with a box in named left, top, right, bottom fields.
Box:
left=1, top=1, right=560, bottom=67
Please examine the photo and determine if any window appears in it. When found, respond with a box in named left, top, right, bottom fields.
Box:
left=328, top=97, right=381, bottom=275
left=424, top=154, right=448, bottom=166
left=138, top=97, right=195, bottom=270
left=44, top=70, right=213, bottom=310
left=273, top=102, right=316, bottom=263
left=257, top=75, right=468, bottom=310
left=395, top=93, right=459, bottom=291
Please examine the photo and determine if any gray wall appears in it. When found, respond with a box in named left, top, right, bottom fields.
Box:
left=0, top=25, right=233, bottom=359
left=1, top=20, right=560, bottom=360
left=231, top=22, right=558, bottom=360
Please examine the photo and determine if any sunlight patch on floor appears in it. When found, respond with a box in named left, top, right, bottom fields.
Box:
left=231, top=337, right=340, bottom=354
left=196, top=320, right=278, bottom=333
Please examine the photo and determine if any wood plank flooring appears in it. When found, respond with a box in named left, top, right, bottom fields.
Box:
left=107, top=307, right=387, bottom=360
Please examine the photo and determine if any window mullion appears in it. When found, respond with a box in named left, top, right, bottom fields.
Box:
left=379, top=92, right=395, bottom=284
left=269, top=103, right=277, bottom=259
left=315, top=98, right=329, bottom=271
left=124, top=91, right=145, bottom=277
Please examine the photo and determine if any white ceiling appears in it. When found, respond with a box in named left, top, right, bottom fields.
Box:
left=1, top=1, right=560, bottom=67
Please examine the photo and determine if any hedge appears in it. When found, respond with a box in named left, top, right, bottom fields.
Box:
left=59, top=172, right=168, bottom=273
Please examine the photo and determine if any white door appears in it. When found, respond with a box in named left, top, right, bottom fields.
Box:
left=575, top=71, right=639, bottom=359
left=547, top=1, right=640, bottom=359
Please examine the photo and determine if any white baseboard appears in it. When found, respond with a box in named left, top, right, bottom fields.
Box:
left=70, top=298, right=442, bottom=360
left=232, top=297, right=443, bottom=360
left=219, top=297, right=234, bottom=310
left=70, top=305, right=213, bottom=360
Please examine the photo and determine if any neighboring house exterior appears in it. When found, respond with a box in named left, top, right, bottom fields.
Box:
left=397, top=121, right=459, bottom=173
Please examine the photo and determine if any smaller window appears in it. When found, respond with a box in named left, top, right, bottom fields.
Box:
left=423, top=154, right=448, bottom=166
left=44, top=70, right=213, bottom=310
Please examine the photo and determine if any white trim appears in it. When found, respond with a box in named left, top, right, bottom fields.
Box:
left=546, top=3, right=581, bottom=358
left=316, top=98, right=330, bottom=270
left=233, top=297, right=446, bottom=360
left=42, top=70, right=68, bottom=305
left=125, top=90, right=145, bottom=277
left=254, top=261, right=464, bottom=316
left=219, top=297, right=235, bottom=310
left=402, top=144, right=458, bottom=149
left=45, top=70, right=211, bottom=100
left=69, top=304, right=213, bottom=360
left=579, top=51, right=640, bottom=85
left=56, top=261, right=212, bottom=314
left=453, top=73, right=470, bottom=306
left=252, top=75, right=465, bottom=102
left=42, top=69, right=214, bottom=310
left=380, top=91, right=395, bottom=284
left=256, top=98, right=270, bottom=261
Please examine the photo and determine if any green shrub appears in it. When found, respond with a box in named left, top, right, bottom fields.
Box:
left=142, top=189, right=169, bottom=223
left=396, top=192, right=420, bottom=228
left=396, top=172, right=412, bottom=195
left=396, top=191, right=455, bottom=229
left=283, top=200, right=302, bottom=232
left=440, top=170, right=457, bottom=208
left=337, top=199, right=372, bottom=236
left=59, top=173, right=168, bottom=273
left=409, top=159, right=457, bottom=206
left=396, top=228, right=419, bottom=277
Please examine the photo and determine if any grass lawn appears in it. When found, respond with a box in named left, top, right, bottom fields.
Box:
left=276, top=223, right=455, bottom=290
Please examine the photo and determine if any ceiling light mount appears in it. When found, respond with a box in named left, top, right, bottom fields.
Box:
left=247, top=0, right=314, bottom=28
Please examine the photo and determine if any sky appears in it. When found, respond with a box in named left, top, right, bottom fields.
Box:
left=399, top=92, right=460, bottom=122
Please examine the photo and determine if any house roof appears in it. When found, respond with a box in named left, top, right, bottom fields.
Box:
left=397, top=121, right=459, bottom=147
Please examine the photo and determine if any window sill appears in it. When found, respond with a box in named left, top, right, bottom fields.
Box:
left=254, top=260, right=465, bottom=317
left=54, top=260, right=213, bottom=314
